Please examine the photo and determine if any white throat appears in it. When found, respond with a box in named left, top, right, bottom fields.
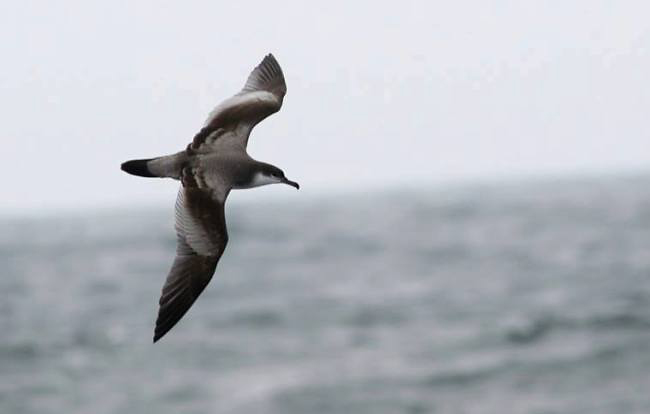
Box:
left=244, top=172, right=282, bottom=189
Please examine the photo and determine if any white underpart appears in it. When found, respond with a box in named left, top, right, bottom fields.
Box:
left=175, top=189, right=216, bottom=256
left=246, top=172, right=283, bottom=188
left=203, top=91, right=280, bottom=127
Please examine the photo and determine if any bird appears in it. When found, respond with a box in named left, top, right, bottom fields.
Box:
left=120, top=54, right=299, bottom=342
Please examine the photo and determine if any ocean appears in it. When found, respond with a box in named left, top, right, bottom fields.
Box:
left=1, top=176, right=650, bottom=413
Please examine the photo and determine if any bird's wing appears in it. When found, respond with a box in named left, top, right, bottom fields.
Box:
left=153, top=181, right=229, bottom=342
left=189, top=54, right=287, bottom=152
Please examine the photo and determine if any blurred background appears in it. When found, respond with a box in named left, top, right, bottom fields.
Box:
left=1, top=1, right=649, bottom=413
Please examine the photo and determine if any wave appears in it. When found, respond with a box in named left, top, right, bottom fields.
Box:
left=504, top=310, right=650, bottom=346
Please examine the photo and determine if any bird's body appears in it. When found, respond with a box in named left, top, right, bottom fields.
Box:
left=121, top=54, right=298, bottom=342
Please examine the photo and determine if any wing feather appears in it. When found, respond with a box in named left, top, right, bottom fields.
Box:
left=241, top=53, right=287, bottom=96
left=153, top=186, right=228, bottom=342
left=190, top=54, right=286, bottom=151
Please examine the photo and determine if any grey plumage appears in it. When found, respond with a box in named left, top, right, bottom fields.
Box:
left=121, top=54, right=298, bottom=342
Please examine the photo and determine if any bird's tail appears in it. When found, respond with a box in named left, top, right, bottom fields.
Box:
left=121, top=151, right=187, bottom=180
left=121, top=158, right=157, bottom=177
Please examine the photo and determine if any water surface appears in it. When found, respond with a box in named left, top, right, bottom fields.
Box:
left=2, top=176, right=650, bottom=413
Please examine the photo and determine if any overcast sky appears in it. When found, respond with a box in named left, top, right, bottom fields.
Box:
left=1, top=1, right=649, bottom=213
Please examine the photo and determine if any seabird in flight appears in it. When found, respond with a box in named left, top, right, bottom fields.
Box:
left=121, top=54, right=298, bottom=342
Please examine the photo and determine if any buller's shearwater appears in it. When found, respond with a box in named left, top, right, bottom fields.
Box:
left=121, top=54, right=298, bottom=342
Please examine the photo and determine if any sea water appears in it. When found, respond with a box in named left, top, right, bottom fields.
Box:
left=1, top=176, right=649, bottom=413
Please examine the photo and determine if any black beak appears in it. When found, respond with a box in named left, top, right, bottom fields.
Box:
left=282, top=178, right=300, bottom=189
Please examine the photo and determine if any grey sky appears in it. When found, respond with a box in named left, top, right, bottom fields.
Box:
left=1, top=1, right=649, bottom=213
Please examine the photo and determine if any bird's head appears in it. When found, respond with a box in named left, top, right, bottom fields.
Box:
left=250, top=162, right=300, bottom=189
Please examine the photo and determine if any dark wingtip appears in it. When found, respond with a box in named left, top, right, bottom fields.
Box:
left=121, top=159, right=156, bottom=177
left=152, top=323, right=173, bottom=343
left=153, top=326, right=168, bottom=343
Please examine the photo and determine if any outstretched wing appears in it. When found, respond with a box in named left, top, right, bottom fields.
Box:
left=153, top=184, right=229, bottom=342
left=190, top=54, right=287, bottom=152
